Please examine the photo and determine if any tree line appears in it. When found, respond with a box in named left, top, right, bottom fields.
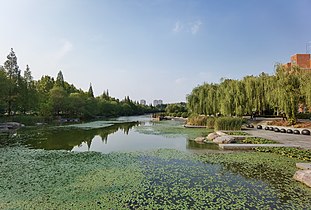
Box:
left=0, top=48, right=157, bottom=120
left=187, top=65, right=311, bottom=124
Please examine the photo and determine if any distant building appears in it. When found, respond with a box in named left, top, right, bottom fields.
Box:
left=284, top=54, right=311, bottom=72
left=153, top=100, right=163, bottom=107
left=140, top=99, right=146, bottom=106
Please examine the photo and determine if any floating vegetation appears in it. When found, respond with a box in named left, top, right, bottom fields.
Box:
left=135, top=120, right=212, bottom=139
left=65, top=120, right=137, bottom=129
left=241, top=137, right=278, bottom=144
left=255, top=147, right=311, bottom=161
left=1, top=147, right=311, bottom=209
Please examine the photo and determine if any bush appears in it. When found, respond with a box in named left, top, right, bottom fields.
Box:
left=186, top=114, right=209, bottom=126
left=214, top=117, right=245, bottom=130
left=206, top=117, right=215, bottom=129
left=181, top=112, right=188, bottom=118
left=297, top=112, right=311, bottom=119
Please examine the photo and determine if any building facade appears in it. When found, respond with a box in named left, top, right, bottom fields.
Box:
left=140, top=99, right=146, bottom=106
left=284, top=54, right=311, bottom=72
left=153, top=100, right=163, bottom=107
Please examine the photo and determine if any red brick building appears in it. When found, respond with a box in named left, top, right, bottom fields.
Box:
left=284, top=54, right=311, bottom=72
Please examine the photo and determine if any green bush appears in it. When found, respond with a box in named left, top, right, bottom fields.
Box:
left=0, top=115, right=46, bottom=126
left=214, top=117, right=244, bottom=130
left=181, top=112, right=188, bottom=118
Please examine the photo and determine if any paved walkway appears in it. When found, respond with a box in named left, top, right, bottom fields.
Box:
left=245, top=128, right=311, bottom=149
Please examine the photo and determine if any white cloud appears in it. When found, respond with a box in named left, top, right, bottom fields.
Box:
left=173, top=21, right=183, bottom=33
left=175, top=77, right=187, bottom=84
left=190, top=20, right=202, bottom=35
left=55, top=39, right=73, bottom=60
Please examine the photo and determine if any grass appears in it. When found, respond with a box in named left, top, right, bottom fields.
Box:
left=224, top=131, right=250, bottom=136
left=1, top=147, right=311, bottom=209
left=241, top=137, right=278, bottom=144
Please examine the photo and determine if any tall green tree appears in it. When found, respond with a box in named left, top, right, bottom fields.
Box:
left=88, top=83, right=94, bottom=98
left=55, top=70, right=65, bottom=88
left=3, top=48, right=21, bottom=115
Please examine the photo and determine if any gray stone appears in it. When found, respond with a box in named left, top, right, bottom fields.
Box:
left=296, top=163, right=311, bottom=170
left=194, top=137, right=206, bottom=142
left=213, top=136, right=235, bottom=144
left=207, top=132, right=219, bottom=141
left=293, top=170, right=311, bottom=188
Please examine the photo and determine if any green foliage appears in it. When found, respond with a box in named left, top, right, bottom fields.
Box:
left=224, top=131, right=249, bottom=136
left=255, top=147, right=311, bottom=161
left=214, top=117, right=245, bottom=130
left=165, top=103, right=187, bottom=118
left=242, top=137, right=277, bottom=144
left=0, top=49, right=156, bottom=121
left=187, top=66, right=311, bottom=124
left=206, top=117, right=215, bottom=129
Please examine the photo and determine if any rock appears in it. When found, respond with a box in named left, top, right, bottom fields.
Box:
left=293, top=130, right=300, bottom=135
left=296, top=163, right=311, bottom=170
left=302, top=129, right=311, bottom=135
left=207, top=132, right=219, bottom=141
left=280, top=128, right=286, bottom=133
left=213, top=136, right=236, bottom=144
left=287, top=129, right=293, bottom=134
left=194, top=137, right=206, bottom=142
left=293, top=170, right=311, bottom=188
left=257, top=125, right=262, bottom=129
left=274, top=127, right=280, bottom=132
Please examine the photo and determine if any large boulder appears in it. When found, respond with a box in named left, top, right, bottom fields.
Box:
left=293, top=170, right=311, bottom=188
left=194, top=137, right=206, bottom=142
left=207, top=132, right=219, bottom=141
left=213, top=136, right=236, bottom=144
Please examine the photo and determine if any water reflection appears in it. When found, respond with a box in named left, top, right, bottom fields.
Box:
left=26, top=122, right=139, bottom=151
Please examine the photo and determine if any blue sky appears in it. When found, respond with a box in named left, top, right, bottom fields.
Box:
left=0, top=0, right=310, bottom=103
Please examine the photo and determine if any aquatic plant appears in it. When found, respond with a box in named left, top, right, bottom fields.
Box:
left=255, top=147, right=311, bottom=161
left=1, top=147, right=311, bottom=209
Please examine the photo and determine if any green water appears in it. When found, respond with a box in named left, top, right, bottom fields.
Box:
left=1, top=115, right=311, bottom=209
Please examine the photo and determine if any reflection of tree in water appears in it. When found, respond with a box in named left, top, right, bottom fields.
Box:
left=98, top=122, right=139, bottom=144
left=26, top=122, right=139, bottom=150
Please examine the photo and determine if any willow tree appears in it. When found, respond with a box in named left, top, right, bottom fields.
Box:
left=275, top=65, right=300, bottom=124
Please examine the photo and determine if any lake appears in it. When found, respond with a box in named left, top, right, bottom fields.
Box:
left=22, top=115, right=218, bottom=153
left=1, top=115, right=311, bottom=209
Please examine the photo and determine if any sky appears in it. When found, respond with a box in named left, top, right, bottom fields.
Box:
left=0, top=0, right=310, bottom=104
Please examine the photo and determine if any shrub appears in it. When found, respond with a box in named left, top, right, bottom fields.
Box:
left=181, top=112, right=188, bottom=118
left=186, top=114, right=209, bottom=126
left=214, top=117, right=245, bottom=130
left=206, top=117, right=215, bottom=129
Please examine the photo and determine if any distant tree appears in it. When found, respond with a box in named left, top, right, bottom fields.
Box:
left=55, top=70, right=65, bottom=88
left=20, top=65, right=38, bottom=113
left=3, top=48, right=21, bottom=115
left=88, top=83, right=94, bottom=98
left=0, top=66, right=9, bottom=114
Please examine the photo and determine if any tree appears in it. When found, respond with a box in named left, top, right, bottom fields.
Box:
left=0, top=66, right=9, bottom=114
left=88, top=83, right=94, bottom=98
left=3, top=48, right=21, bottom=115
left=55, top=70, right=65, bottom=88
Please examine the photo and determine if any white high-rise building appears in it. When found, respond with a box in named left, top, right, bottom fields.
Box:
left=153, top=99, right=163, bottom=106
left=140, top=99, right=146, bottom=105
